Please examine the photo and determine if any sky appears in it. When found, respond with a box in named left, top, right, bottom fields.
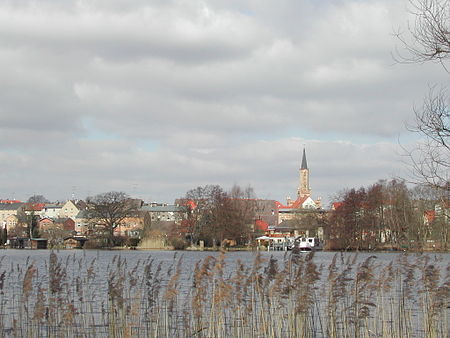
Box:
left=0, top=0, right=447, bottom=206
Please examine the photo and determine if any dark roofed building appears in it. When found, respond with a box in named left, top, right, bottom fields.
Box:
left=275, top=209, right=328, bottom=240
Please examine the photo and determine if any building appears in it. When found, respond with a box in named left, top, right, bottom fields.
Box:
left=276, top=148, right=322, bottom=222
left=253, top=199, right=279, bottom=231
left=59, top=200, right=81, bottom=219
left=298, top=148, right=311, bottom=199
left=42, top=204, right=63, bottom=219
left=140, top=204, right=188, bottom=224
left=0, top=203, right=24, bottom=231
left=268, top=147, right=329, bottom=241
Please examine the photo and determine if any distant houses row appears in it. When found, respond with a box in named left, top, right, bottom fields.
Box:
left=0, top=197, right=327, bottom=243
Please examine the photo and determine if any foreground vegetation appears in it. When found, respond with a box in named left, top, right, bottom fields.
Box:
left=0, top=251, right=448, bottom=337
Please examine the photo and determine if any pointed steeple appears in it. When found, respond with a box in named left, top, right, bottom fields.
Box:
left=301, top=148, right=308, bottom=170
left=298, top=147, right=311, bottom=198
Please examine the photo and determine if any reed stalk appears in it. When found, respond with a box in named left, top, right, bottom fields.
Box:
left=0, top=251, right=447, bottom=337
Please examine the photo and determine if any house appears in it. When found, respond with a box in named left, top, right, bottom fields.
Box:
left=38, top=217, right=54, bottom=230
left=75, top=200, right=88, bottom=211
left=277, top=196, right=322, bottom=223
left=31, top=238, right=48, bottom=249
left=114, top=216, right=143, bottom=237
left=275, top=213, right=326, bottom=240
left=59, top=200, right=80, bottom=219
left=39, top=217, right=75, bottom=232
left=9, top=237, right=48, bottom=249
left=54, top=218, right=76, bottom=231
left=42, top=204, right=63, bottom=218
left=0, top=203, right=24, bottom=231
left=23, top=203, right=46, bottom=217
left=74, top=210, right=89, bottom=234
left=249, top=199, right=279, bottom=232
left=140, top=204, right=188, bottom=223
left=5, top=215, right=18, bottom=230
left=63, top=236, right=88, bottom=249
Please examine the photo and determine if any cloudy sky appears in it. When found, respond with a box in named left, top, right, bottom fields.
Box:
left=0, top=0, right=446, bottom=206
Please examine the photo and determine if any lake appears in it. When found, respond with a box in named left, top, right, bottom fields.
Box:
left=0, top=249, right=448, bottom=337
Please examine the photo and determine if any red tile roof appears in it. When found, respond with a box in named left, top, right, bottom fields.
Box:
left=0, top=200, right=22, bottom=204
left=424, top=210, right=436, bottom=223
left=276, top=196, right=309, bottom=209
left=24, top=203, right=46, bottom=211
left=332, top=202, right=343, bottom=210
left=254, top=219, right=269, bottom=231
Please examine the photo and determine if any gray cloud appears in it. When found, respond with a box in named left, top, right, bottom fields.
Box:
left=0, top=0, right=443, bottom=205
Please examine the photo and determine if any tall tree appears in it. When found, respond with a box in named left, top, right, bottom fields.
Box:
left=396, top=0, right=450, bottom=192
left=220, top=185, right=256, bottom=245
left=330, top=179, right=422, bottom=250
left=381, top=180, right=416, bottom=248
left=27, top=195, right=50, bottom=204
left=183, top=184, right=256, bottom=247
left=184, top=185, right=227, bottom=247
left=86, top=191, right=138, bottom=246
left=0, top=221, right=6, bottom=245
left=16, top=210, right=39, bottom=238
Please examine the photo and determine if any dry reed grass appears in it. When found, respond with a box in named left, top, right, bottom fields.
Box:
left=0, top=251, right=447, bottom=337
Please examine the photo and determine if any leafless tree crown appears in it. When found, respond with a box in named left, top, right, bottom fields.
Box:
left=396, top=0, right=450, bottom=68
left=397, top=0, right=450, bottom=192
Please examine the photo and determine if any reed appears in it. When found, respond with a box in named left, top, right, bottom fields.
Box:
left=0, top=251, right=447, bottom=337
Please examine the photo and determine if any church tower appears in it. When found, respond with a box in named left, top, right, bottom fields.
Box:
left=297, top=148, right=311, bottom=198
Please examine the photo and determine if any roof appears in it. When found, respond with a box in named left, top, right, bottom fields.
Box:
left=24, top=203, right=46, bottom=211
left=301, top=148, right=308, bottom=170
left=140, top=205, right=188, bottom=213
left=45, top=204, right=63, bottom=209
left=0, top=203, right=24, bottom=211
left=332, top=202, right=343, bottom=210
left=424, top=210, right=436, bottom=223
left=54, top=217, right=74, bottom=223
left=0, top=200, right=21, bottom=204
left=255, top=219, right=269, bottom=231
left=75, top=210, right=89, bottom=218
left=75, top=200, right=88, bottom=210
left=276, top=196, right=310, bottom=209
left=175, top=199, right=197, bottom=209
left=64, top=236, right=88, bottom=242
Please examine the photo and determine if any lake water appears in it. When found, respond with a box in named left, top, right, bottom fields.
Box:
left=0, top=249, right=448, bottom=337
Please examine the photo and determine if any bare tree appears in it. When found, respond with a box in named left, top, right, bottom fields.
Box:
left=405, top=87, right=450, bottom=190
left=86, top=191, right=138, bottom=246
left=396, top=0, right=450, bottom=192
left=329, top=180, right=420, bottom=250
left=27, top=195, right=50, bottom=204
left=396, top=0, right=450, bottom=66
left=223, top=184, right=257, bottom=246
left=184, top=185, right=227, bottom=247
left=183, top=184, right=257, bottom=247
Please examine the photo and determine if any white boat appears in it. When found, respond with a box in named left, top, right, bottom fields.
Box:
left=294, top=237, right=323, bottom=252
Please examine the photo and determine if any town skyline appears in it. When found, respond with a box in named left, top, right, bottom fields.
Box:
left=0, top=0, right=445, bottom=206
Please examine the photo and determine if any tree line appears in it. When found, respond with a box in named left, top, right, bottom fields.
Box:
left=329, top=179, right=448, bottom=250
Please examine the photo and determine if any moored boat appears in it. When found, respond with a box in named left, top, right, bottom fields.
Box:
left=294, top=237, right=323, bottom=252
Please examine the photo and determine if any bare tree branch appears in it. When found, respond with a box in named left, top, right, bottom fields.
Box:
left=394, top=0, right=450, bottom=69
left=396, top=0, right=450, bottom=193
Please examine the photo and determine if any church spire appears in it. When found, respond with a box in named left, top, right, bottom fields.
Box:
left=301, top=147, right=308, bottom=170
left=298, top=147, right=311, bottom=198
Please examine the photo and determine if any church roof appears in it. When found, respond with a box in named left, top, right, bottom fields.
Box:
left=275, top=196, right=310, bottom=209
left=301, top=148, right=308, bottom=170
